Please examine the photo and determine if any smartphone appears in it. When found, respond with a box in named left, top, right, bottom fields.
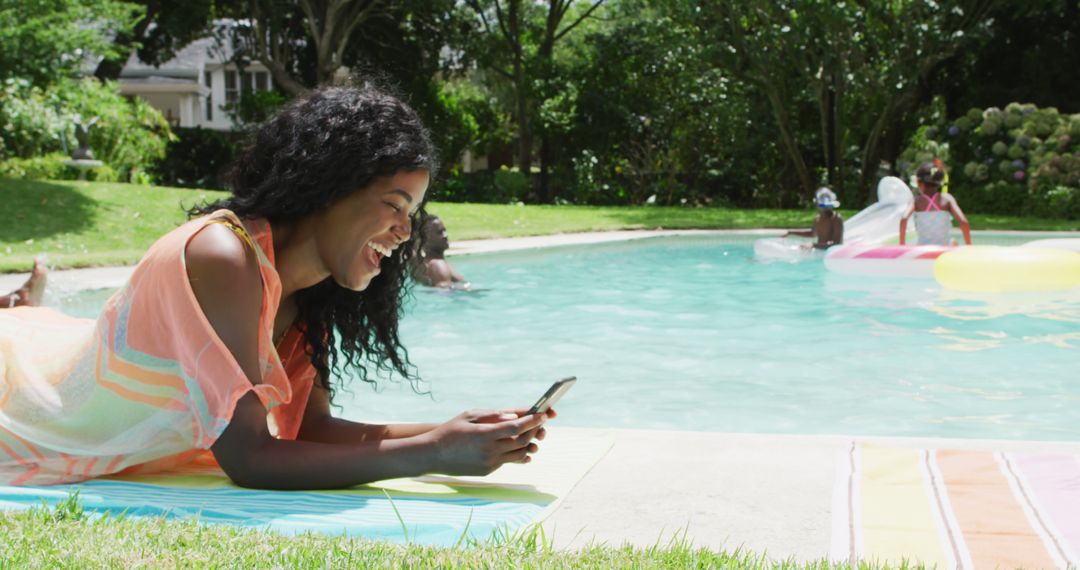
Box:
left=527, top=376, right=576, bottom=414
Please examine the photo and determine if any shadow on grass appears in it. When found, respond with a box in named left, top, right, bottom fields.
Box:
left=0, top=178, right=98, bottom=241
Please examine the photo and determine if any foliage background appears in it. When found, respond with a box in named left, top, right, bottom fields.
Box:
left=0, top=0, right=1078, bottom=215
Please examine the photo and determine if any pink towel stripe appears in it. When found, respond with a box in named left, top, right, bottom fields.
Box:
left=1013, top=453, right=1080, bottom=564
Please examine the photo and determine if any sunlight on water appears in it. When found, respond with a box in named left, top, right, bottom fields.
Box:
left=54, top=233, right=1080, bottom=441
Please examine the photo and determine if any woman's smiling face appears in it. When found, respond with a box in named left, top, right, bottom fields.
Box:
left=313, top=169, right=429, bottom=291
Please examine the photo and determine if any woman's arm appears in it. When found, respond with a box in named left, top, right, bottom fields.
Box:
left=186, top=226, right=544, bottom=489
left=296, top=382, right=438, bottom=444
left=296, top=384, right=548, bottom=445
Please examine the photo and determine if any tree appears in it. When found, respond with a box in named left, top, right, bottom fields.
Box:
left=465, top=0, right=604, bottom=200
left=342, top=0, right=496, bottom=172
left=230, top=0, right=389, bottom=95
left=670, top=0, right=1002, bottom=204
left=0, top=0, right=142, bottom=86
left=93, top=0, right=222, bottom=80
left=939, top=0, right=1080, bottom=115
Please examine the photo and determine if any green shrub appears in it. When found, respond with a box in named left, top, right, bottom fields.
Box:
left=222, top=90, right=288, bottom=132
left=0, top=152, right=67, bottom=179
left=51, top=78, right=173, bottom=183
left=438, top=169, right=534, bottom=203
left=901, top=103, right=1080, bottom=215
left=0, top=78, right=66, bottom=158
left=0, top=152, right=116, bottom=181
left=1028, top=152, right=1080, bottom=219
left=1027, top=185, right=1080, bottom=219
left=0, top=78, right=172, bottom=183
left=152, top=127, right=236, bottom=189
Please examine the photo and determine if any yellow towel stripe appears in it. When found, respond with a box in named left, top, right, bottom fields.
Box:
left=859, top=444, right=948, bottom=568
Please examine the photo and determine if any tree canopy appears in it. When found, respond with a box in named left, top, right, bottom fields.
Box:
left=2, top=0, right=1078, bottom=210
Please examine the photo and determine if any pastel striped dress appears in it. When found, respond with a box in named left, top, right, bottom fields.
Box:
left=0, top=210, right=317, bottom=485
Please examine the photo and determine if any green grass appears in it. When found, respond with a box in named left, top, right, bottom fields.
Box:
left=0, top=178, right=228, bottom=272
left=2, top=178, right=1077, bottom=272
left=0, top=495, right=903, bottom=569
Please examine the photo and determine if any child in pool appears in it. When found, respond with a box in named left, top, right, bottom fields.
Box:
left=782, top=187, right=844, bottom=249
left=899, top=160, right=972, bottom=246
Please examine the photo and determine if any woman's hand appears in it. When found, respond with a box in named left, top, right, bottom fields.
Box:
left=423, top=410, right=549, bottom=476
left=482, top=407, right=556, bottom=442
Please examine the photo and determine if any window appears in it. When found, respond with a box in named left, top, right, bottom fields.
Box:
left=224, top=70, right=238, bottom=105
left=204, top=71, right=213, bottom=121
left=225, top=69, right=271, bottom=107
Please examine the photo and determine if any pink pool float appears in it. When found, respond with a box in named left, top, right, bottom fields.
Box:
left=824, top=243, right=954, bottom=278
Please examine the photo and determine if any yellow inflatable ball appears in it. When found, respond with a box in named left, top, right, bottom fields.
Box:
left=934, top=246, right=1080, bottom=293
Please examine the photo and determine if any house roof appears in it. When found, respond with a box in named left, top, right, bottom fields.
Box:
left=118, top=75, right=210, bottom=96
left=118, top=20, right=254, bottom=82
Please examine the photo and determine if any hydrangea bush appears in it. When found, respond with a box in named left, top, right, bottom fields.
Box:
left=899, top=103, right=1080, bottom=218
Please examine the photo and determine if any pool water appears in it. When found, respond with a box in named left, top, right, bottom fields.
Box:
left=55, top=234, right=1080, bottom=441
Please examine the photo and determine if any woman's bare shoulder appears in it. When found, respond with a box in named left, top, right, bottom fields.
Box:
left=185, top=224, right=263, bottom=331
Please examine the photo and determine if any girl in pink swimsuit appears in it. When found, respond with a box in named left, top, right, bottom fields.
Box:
left=0, top=85, right=552, bottom=489
left=899, top=161, right=972, bottom=247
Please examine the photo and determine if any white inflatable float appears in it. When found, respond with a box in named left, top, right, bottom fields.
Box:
left=1019, top=238, right=1080, bottom=253
left=842, top=176, right=915, bottom=244
left=752, top=237, right=822, bottom=262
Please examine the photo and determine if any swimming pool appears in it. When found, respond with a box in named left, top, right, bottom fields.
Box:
left=54, top=233, right=1080, bottom=441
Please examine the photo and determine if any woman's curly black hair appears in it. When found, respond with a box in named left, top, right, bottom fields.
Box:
left=189, top=83, right=438, bottom=403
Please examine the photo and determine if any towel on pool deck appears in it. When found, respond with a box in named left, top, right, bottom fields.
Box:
left=0, top=428, right=613, bottom=546
left=831, top=441, right=1080, bottom=569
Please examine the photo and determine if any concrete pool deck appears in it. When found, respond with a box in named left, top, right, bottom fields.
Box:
left=538, top=428, right=1080, bottom=563
left=3, top=228, right=1079, bottom=565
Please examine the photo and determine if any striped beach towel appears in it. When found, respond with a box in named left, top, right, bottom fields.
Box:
left=0, top=429, right=613, bottom=546
left=832, top=441, right=1080, bottom=569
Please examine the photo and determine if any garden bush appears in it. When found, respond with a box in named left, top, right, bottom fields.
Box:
left=0, top=78, right=171, bottom=183
left=152, top=127, right=237, bottom=189
left=0, top=78, right=66, bottom=159
left=900, top=103, right=1080, bottom=217
left=438, top=169, right=533, bottom=203
left=0, top=152, right=119, bottom=182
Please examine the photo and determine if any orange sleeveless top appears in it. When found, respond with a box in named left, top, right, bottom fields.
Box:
left=0, top=210, right=317, bottom=485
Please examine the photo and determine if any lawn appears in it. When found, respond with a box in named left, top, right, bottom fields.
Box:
left=0, top=496, right=868, bottom=569
left=1, top=178, right=1077, bottom=272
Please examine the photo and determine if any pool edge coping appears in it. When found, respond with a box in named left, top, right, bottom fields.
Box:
left=10, top=227, right=1076, bottom=292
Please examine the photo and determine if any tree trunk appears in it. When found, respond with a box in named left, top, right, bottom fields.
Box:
left=817, top=76, right=837, bottom=190
left=858, top=102, right=895, bottom=206
left=832, top=68, right=844, bottom=197
left=763, top=82, right=814, bottom=197
left=264, top=61, right=309, bottom=96
left=539, top=135, right=553, bottom=202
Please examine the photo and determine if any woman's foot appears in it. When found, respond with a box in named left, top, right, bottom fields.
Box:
left=5, top=258, right=47, bottom=307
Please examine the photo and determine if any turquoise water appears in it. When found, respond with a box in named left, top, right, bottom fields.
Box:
left=56, top=233, right=1080, bottom=441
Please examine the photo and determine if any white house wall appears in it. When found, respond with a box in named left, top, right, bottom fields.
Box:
left=196, top=65, right=273, bottom=131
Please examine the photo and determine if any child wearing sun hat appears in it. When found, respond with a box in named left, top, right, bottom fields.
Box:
left=782, top=187, right=844, bottom=249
